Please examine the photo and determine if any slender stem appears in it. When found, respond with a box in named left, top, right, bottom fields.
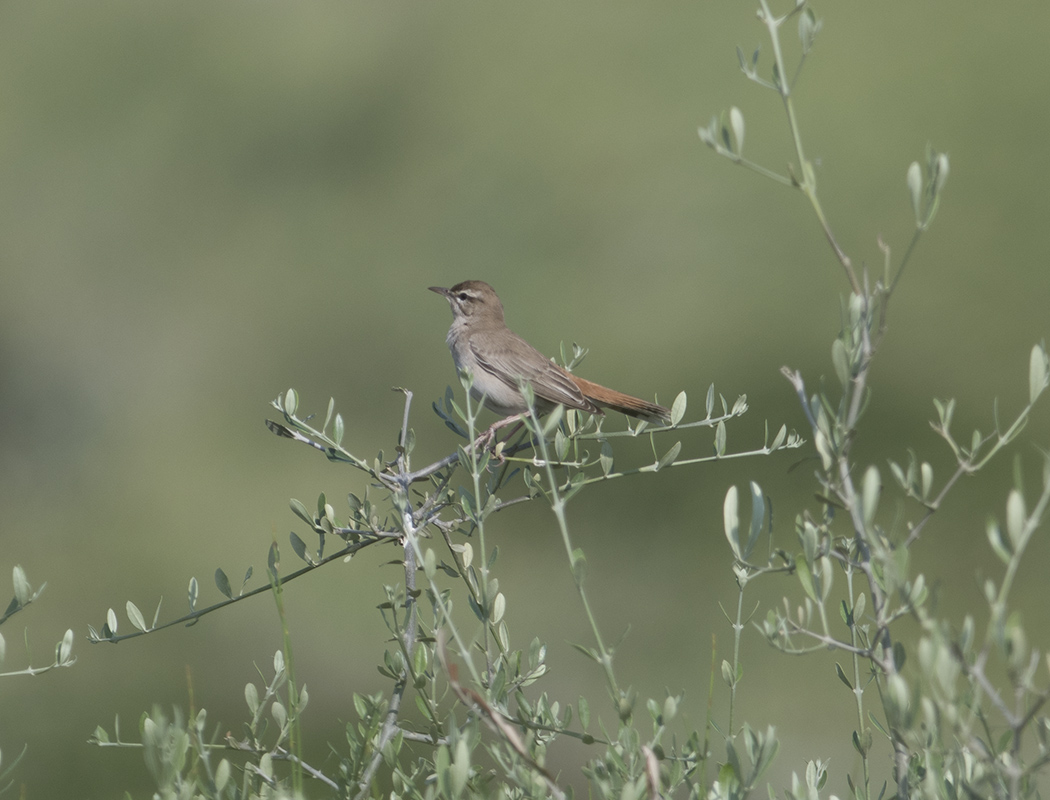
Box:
left=711, top=149, right=795, bottom=186
left=530, top=411, right=620, bottom=700
left=845, top=568, right=871, bottom=798
left=89, top=537, right=395, bottom=644
left=887, top=228, right=924, bottom=298
left=462, top=386, right=496, bottom=682
left=904, top=462, right=969, bottom=546
left=758, top=0, right=858, bottom=293
left=353, top=397, right=422, bottom=800
left=727, top=582, right=745, bottom=733
left=268, top=554, right=303, bottom=793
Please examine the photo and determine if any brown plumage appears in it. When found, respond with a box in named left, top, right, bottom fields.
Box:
left=430, top=280, right=670, bottom=423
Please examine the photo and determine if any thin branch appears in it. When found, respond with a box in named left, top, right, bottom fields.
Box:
left=437, top=632, right=567, bottom=800
left=904, top=462, right=969, bottom=546
left=779, top=620, right=872, bottom=657
left=271, top=750, right=340, bottom=790
left=354, top=398, right=423, bottom=800
left=781, top=368, right=818, bottom=432
left=958, top=648, right=1019, bottom=729
left=89, top=536, right=396, bottom=644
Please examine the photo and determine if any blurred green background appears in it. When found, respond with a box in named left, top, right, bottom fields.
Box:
left=2, top=2, right=1049, bottom=796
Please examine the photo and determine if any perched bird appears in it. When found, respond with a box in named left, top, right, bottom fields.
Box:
left=430, top=280, right=669, bottom=424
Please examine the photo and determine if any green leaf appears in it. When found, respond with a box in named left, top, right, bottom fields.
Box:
left=578, top=696, right=590, bottom=730
left=798, top=7, right=822, bottom=54
left=987, top=519, right=1011, bottom=564
left=333, top=413, right=345, bottom=446
left=815, top=430, right=835, bottom=471
left=888, top=460, right=906, bottom=490
left=770, top=424, right=786, bottom=451
left=271, top=701, right=287, bottom=730
left=569, top=642, right=601, bottom=662
left=920, top=462, right=934, bottom=500
left=721, top=659, right=736, bottom=687
left=835, top=662, right=853, bottom=690
left=705, top=384, right=715, bottom=418
left=670, top=391, right=687, bottom=426
left=655, top=441, right=681, bottom=471
left=1005, top=489, right=1026, bottom=549
left=289, top=532, right=311, bottom=564
left=717, top=761, right=738, bottom=787
left=714, top=421, right=726, bottom=456
left=542, top=404, right=565, bottom=437
left=861, top=465, right=880, bottom=528
left=818, top=556, right=833, bottom=602
left=746, top=481, right=766, bottom=560
left=571, top=549, right=587, bottom=586
left=934, top=396, right=956, bottom=431
left=283, top=388, right=298, bottom=416
left=215, top=569, right=232, bottom=600
left=450, top=738, right=470, bottom=798
left=12, top=565, right=30, bottom=606
left=245, top=682, right=260, bottom=715
left=907, top=161, right=922, bottom=223
left=323, top=397, right=335, bottom=432
left=796, top=559, right=816, bottom=602
left=554, top=428, right=569, bottom=461
left=126, top=601, right=146, bottom=632
left=800, top=521, right=818, bottom=565
left=215, top=759, right=231, bottom=792
left=490, top=592, right=505, bottom=624
left=893, top=641, right=907, bottom=671
left=698, top=118, right=716, bottom=148
left=287, top=499, right=310, bottom=529
left=187, top=578, right=198, bottom=613
left=599, top=439, right=614, bottom=476
left=267, top=542, right=280, bottom=579
left=868, top=711, right=889, bottom=739
left=729, top=107, right=744, bottom=154
left=831, top=339, right=850, bottom=388
left=562, top=470, right=587, bottom=501
left=457, top=486, right=475, bottom=520
left=934, top=152, right=950, bottom=195
left=723, top=486, right=741, bottom=559
left=839, top=599, right=852, bottom=626
left=412, top=643, right=428, bottom=679
left=851, top=730, right=870, bottom=757
left=885, top=674, right=911, bottom=728
left=662, top=694, right=678, bottom=723
left=1030, top=344, right=1048, bottom=403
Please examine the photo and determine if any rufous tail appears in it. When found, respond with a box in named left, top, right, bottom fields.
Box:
left=572, top=377, right=670, bottom=423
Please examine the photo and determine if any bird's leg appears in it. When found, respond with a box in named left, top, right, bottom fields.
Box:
left=469, top=414, right=525, bottom=459
left=490, top=419, right=531, bottom=463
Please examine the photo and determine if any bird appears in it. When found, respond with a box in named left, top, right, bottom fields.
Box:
left=430, top=280, right=670, bottom=425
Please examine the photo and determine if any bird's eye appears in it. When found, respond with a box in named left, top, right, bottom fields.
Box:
left=457, top=292, right=469, bottom=301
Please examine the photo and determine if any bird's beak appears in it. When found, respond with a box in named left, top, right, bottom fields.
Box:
left=428, top=286, right=450, bottom=297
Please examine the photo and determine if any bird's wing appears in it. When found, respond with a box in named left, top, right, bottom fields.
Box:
left=469, top=333, right=599, bottom=413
